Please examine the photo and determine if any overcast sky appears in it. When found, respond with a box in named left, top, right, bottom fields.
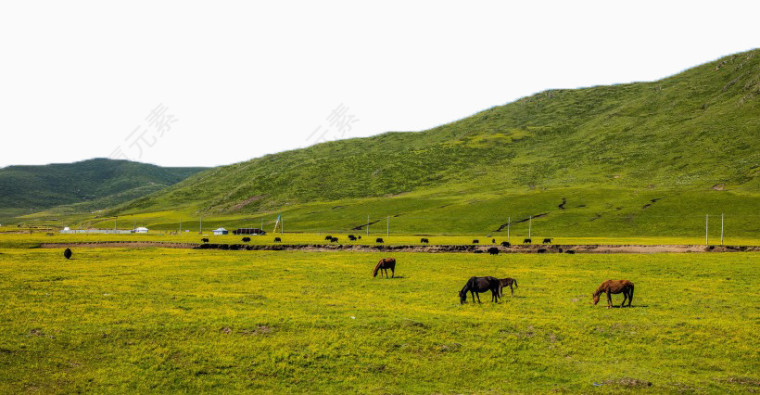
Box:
left=1, top=1, right=758, bottom=168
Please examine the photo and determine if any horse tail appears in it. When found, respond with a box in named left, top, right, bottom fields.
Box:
left=629, top=283, right=634, bottom=304
left=513, top=279, right=518, bottom=288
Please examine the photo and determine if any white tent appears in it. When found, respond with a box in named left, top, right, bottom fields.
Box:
left=133, top=227, right=149, bottom=233
left=213, top=227, right=228, bottom=235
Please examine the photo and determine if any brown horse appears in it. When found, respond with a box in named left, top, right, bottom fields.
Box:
left=373, top=258, right=396, bottom=278
left=593, top=279, right=634, bottom=308
left=459, top=276, right=501, bottom=304
left=498, top=277, right=518, bottom=297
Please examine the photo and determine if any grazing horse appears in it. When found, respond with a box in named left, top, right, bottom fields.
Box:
left=201, top=238, right=209, bottom=243
left=593, top=279, right=634, bottom=308
left=542, top=238, right=552, bottom=244
left=487, top=247, right=499, bottom=255
left=63, top=248, right=72, bottom=260
left=459, top=276, right=501, bottom=304
left=274, top=237, right=282, bottom=243
left=420, top=238, right=429, bottom=244
left=523, top=238, right=532, bottom=244
left=373, top=258, right=396, bottom=278
left=376, top=238, right=384, bottom=243
left=498, top=277, right=518, bottom=296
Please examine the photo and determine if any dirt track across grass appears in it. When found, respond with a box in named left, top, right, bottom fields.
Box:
left=38, top=241, right=760, bottom=253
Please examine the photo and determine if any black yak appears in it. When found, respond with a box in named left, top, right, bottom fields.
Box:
left=63, top=248, right=72, bottom=260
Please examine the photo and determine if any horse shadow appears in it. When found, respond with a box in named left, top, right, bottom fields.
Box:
left=607, top=305, right=649, bottom=309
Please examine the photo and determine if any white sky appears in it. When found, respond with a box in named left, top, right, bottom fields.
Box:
left=1, top=1, right=758, bottom=168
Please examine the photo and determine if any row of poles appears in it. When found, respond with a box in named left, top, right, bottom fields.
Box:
left=364, top=215, right=532, bottom=241
left=168, top=213, right=721, bottom=245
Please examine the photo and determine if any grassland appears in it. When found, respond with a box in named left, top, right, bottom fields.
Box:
left=2, top=246, right=759, bottom=393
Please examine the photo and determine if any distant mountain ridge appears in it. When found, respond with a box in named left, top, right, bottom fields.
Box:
left=0, top=158, right=207, bottom=218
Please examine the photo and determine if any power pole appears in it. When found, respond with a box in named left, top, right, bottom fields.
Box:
left=281, top=216, right=284, bottom=234
left=705, top=214, right=709, bottom=246
left=528, top=215, right=532, bottom=239
left=366, top=215, right=370, bottom=237
left=721, top=213, right=724, bottom=246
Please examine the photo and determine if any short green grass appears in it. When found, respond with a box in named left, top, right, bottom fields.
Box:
left=1, top=247, right=759, bottom=393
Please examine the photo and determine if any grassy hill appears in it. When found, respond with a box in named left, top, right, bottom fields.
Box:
left=0, top=159, right=206, bottom=221
left=88, top=50, right=760, bottom=237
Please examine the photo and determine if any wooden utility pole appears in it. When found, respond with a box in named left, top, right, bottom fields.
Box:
left=366, top=215, right=370, bottom=237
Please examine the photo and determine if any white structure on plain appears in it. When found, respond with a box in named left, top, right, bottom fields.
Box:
left=133, top=227, right=149, bottom=234
left=213, top=227, right=228, bottom=236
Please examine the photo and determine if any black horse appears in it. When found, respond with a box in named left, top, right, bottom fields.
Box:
left=459, top=276, right=501, bottom=304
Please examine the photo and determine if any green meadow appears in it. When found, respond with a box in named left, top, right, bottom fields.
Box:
left=1, top=246, right=759, bottom=393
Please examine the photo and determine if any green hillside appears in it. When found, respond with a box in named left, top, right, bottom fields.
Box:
left=0, top=158, right=207, bottom=220
left=100, top=50, right=760, bottom=237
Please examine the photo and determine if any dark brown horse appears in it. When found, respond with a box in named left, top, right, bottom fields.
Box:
left=459, top=276, right=501, bottom=304
left=593, top=279, right=634, bottom=308
left=373, top=258, right=396, bottom=278
left=498, top=277, right=518, bottom=297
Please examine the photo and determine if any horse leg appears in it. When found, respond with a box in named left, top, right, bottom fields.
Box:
left=628, top=287, right=634, bottom=307
left=621, top=292, right=627, bottom=308
left=606, top=292, right=612, bottom=308
left=391, top=268, right=394, bottom=278
left=510, top=284, right=514, bottom=296
left=476, top=292, right=482, bottom=304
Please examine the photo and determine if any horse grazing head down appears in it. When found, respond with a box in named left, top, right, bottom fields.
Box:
left=459, top=289, right=468, bottom=304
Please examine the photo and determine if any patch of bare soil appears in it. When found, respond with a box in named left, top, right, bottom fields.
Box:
left=231, top=195, right=265, bottom=211
left=601, top=378, right=652, bottom=387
